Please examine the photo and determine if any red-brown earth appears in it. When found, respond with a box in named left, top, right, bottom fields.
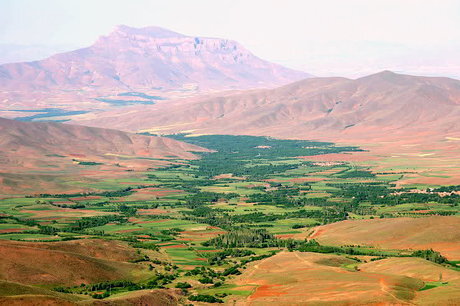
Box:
left=0, top=239, right=150, bottom=286
left=0, top=118, right=208, bottom=195
left=308, top=216, right=460, bottom=260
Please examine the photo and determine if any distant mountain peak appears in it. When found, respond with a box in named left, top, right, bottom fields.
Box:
left=0, top=26, right=310, bottom=92
left=356, top=70, right=417, bottom=85
left=376, top=70, right=397, bottom=75
left=358, top=70, right=398, bottom=79
left=111, top=25, right=186, bottom=38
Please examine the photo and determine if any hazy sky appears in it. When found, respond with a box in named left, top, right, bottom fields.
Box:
left=1, top=0, right=459, bottom=78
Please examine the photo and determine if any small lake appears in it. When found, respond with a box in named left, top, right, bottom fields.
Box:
left=10, top=108, right=89, bottom=122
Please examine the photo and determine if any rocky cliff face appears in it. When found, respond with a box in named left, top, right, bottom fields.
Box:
left=0, top=25, right=309, bottom=92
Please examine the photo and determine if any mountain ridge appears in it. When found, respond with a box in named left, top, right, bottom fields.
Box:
left=71, top=70, right=460, bottom=143
left=0, top=25, right=310, bottom=92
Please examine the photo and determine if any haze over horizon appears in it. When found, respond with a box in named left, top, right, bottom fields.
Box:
left=1, top=0, right=459, bottom=79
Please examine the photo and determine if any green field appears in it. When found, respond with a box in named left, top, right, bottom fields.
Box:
left=1, top=134, right=459, bottom=303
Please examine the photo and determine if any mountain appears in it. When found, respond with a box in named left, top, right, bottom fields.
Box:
left=0, top=25, right=309, bottom=92
left=0, top=117, right=208, bottom=164
left=0, top=118, right=208, bottom=194
left=0, top=117, right=207, bottom=160
left=72, top=71, right=460, bottom=143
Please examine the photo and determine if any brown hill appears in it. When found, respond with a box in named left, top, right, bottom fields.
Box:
left=1, top=239, right=140, bottom=262
left=0, top=117, right=207, bottom=161
left=309, top=216, right=460, bottom=260
left=360, top=257, right=460, bottom=283
left=0, top=280, right=181, bottom=305
left=0, top=239, right=150, bottom=286
left=0, top=118, right=209, bottom=194
left=0, top=25, right=308, bottom=93
left=234, top=251, right=424, bottom=305
left=360, top=258, right=460, bottom=305
left=0, top=280, right=80, bottom=305
left=74, top=71, right=460, bottom=143
left=87, top=289, right=181, bottom=306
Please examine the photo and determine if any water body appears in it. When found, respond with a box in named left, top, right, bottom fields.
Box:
left=118, top=92, right=165, bottom=100
left=96, top=92, right=165, bottom=106
left=11, top=108, right=89, bottom=122
left=95, top=98, right=156, bottom=106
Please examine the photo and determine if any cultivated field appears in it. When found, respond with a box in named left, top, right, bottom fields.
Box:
left=0, top=134, right=458, bottom=304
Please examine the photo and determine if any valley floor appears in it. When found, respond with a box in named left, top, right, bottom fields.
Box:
left=0, top=134, right=459, bottom=305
